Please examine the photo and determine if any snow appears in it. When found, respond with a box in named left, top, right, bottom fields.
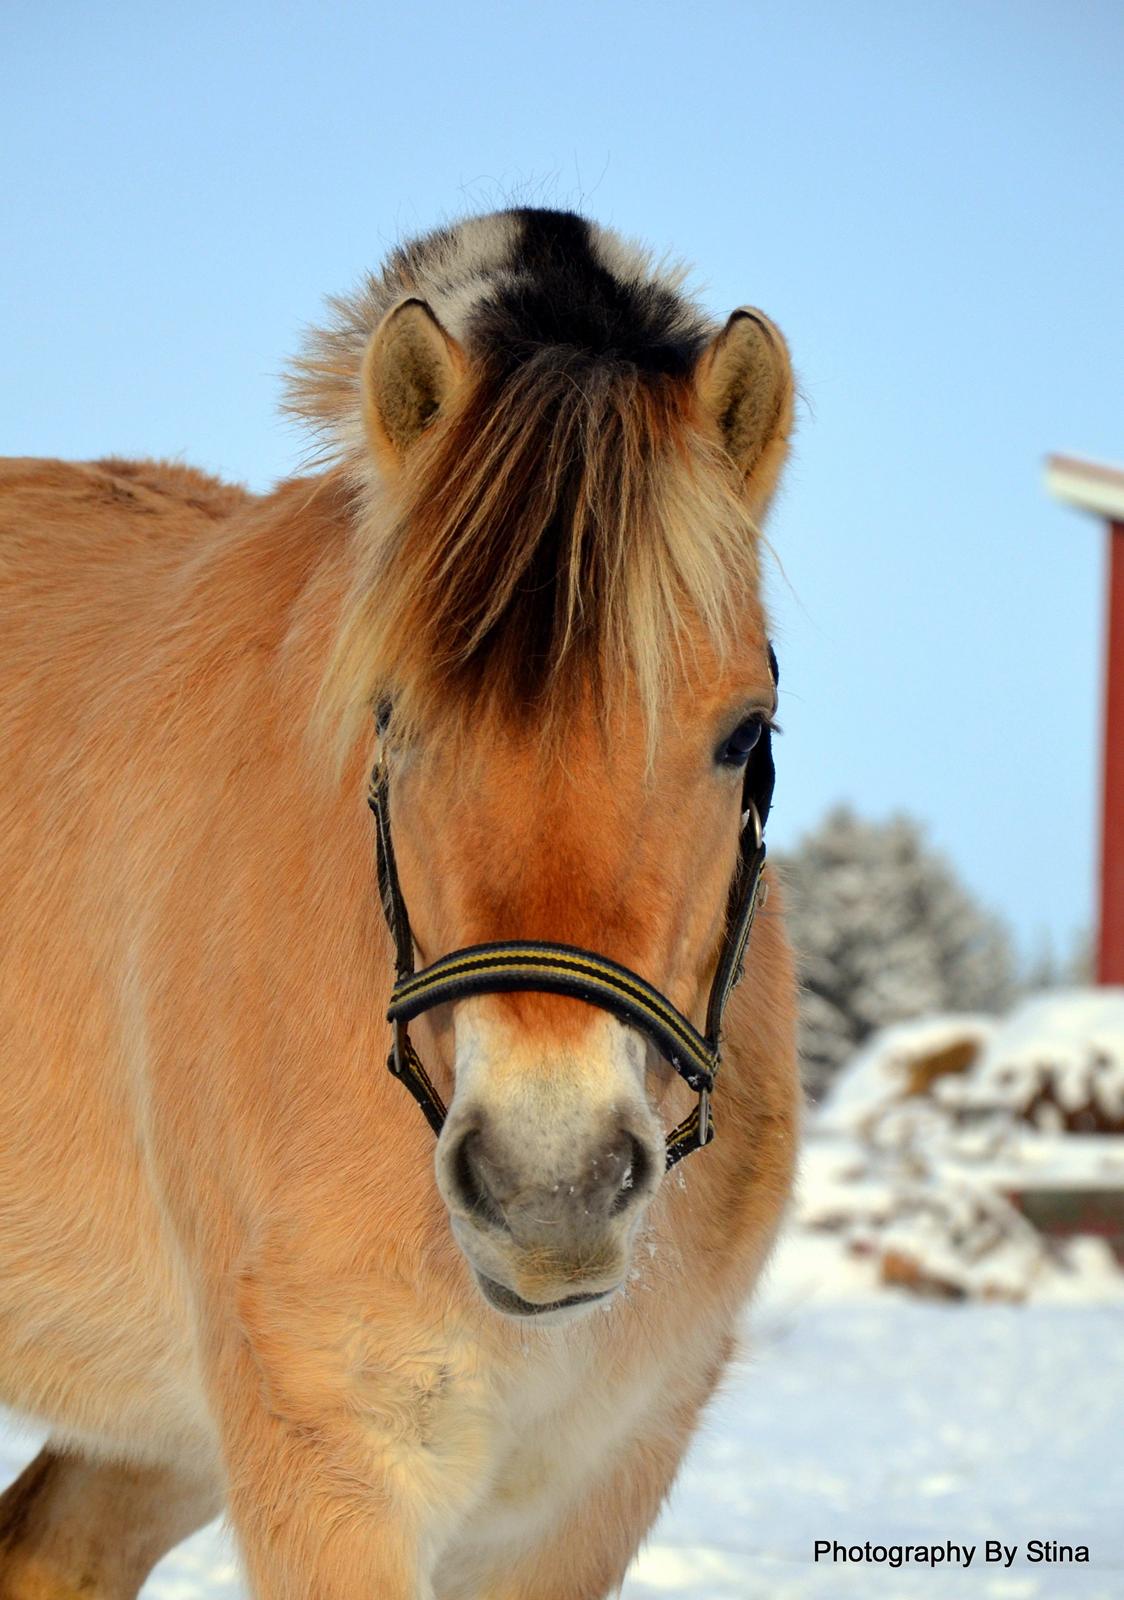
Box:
left=794, top=992, right=1124, bottom=1302
left=777, top=1128, right=1124, bottom=1306
left=820, top=989, right=1124, bottom=1134
left=626, top=1299, right=1124, bottom=1599
left=964, top=1133, right=1124, bottom=1191
left=817, top=1014, right=997, bottom=1132
left=937, top=989, right=1124, bottom=1123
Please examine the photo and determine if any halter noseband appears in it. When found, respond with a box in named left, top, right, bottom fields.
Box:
left=368, top=670, right=776, bottom=1170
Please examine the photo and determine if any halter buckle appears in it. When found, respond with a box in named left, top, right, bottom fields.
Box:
left=391, top=1017, right=410, bottom=1080
left=698, top=1088, right=711, bottom=1145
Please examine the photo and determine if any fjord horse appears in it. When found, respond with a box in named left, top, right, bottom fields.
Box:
left=0, top=209, right=799, bottom=1599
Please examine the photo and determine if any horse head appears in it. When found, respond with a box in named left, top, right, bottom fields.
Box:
left=313, top=214, right=794, bottom=1319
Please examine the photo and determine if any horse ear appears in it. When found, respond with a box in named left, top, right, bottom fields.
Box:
left=362, top=298, right=465, bottom=465
left=695, top=309, right=794, bottom=515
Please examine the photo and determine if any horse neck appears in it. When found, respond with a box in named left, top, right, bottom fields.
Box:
left=174, top=469, right=356, bottom=730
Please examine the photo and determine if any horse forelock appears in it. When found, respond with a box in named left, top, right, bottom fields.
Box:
left=296, top=210, right=765, bottom=757
left=285, top=209, right=705, bottom=451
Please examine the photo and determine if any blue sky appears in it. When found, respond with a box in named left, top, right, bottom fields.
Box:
left=4, top=0, right=1121, bottom=960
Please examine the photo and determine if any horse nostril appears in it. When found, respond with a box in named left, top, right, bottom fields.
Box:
left=450, top=1128, right=508, bottom=1231
left=611, top=1132, right=653, bottom=1217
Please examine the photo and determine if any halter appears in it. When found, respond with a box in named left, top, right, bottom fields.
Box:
left=368, top=661, right=776, bottom=1169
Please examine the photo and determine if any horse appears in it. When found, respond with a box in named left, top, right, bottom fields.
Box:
left=0, top=208, right=800, bottom=1600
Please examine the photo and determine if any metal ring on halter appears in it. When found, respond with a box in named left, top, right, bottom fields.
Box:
left=742, top=799, right=763, bottom=848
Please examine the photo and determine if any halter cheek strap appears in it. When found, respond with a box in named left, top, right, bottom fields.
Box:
left=368, top=678, right=775, bottom=1169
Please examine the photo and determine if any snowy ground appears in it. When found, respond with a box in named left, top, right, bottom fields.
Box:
left=625, top=1296, right=1124, bottom=1599
left=3, top=1284, right=1121, bottom=1598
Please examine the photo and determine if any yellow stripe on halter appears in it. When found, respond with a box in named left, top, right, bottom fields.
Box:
left=393, top=947, right=706, bottom=1055
left=389, top=946, right=717, bottom=1083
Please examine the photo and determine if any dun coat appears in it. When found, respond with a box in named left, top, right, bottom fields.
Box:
left=0, top=209, right=800, bottom=1600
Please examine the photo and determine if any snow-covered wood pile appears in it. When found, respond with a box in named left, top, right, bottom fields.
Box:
left=776, top=990, right=1124, bottom=1304
left=819, top=989, right=1124, bottom=1135
left=935, top=990, right=1124, bottom=1132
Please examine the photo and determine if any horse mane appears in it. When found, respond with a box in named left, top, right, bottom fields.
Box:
left=284, top=210, right=765, bottom=756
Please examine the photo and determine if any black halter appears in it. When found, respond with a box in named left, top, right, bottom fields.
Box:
left=368, top=663, right=776, bottom=1169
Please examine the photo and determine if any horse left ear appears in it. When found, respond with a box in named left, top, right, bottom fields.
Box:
left=361, top=298, right=466, bottom=467
left=695, top=309, right=794, bottom=516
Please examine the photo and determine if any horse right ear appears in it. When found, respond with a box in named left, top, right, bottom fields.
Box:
left=695, top=309, right=794, bottom=518
left=362, top=298, right=465, bottom=467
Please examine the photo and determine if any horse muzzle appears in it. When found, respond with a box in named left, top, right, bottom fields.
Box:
left=434, top=1063, right=664, bottom=1318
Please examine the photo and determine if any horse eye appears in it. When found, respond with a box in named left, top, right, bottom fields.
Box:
left=375, top=698, right=393, bottom=735
left=717, top=716, right=764, bottom=767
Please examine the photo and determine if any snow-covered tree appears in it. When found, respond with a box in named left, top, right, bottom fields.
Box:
left=776, top=807, right=1016, bottom=1101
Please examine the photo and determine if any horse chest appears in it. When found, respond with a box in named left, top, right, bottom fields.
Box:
left=446, top=1317, right=673, bottom=1561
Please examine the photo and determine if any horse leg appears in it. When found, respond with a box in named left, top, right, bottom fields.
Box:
left=203, top=1280, right=492, bottom=1600
left=0, top=1445, right=221, bottom=1600
left=213, top=1341, right=440, bottom=1600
